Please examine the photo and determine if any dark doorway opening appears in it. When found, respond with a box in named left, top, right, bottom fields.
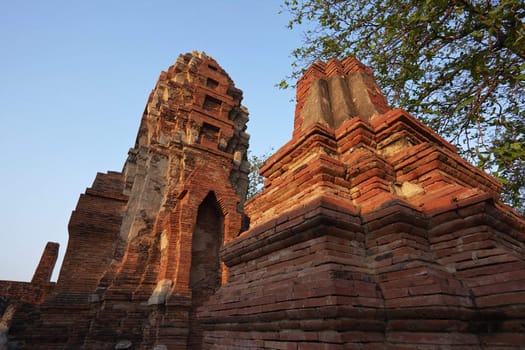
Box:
left=188, top=192, right=224, bottom=349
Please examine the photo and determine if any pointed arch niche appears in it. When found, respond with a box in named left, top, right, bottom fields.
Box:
left=189, top=191, right=224, bottom=306
left=187, top=191, right=224, bottom=349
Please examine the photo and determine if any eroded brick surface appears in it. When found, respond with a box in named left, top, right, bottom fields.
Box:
left=1, top=55, right=524, bottom=349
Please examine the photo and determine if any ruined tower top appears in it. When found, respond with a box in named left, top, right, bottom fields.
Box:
left=294, top=57, right=390, bottom=135
left=112, top=51, right=252, bottom=270
left=246, top=57, right=507, bottom=227
left=134, top=51, right=249, bottom=160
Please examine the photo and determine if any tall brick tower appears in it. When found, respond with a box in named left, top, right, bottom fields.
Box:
left=7, top=52, right=250, bottom=349
left=83, top=52, right=250, bottom=349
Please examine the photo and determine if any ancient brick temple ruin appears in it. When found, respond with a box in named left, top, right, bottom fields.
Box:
left=1, top=51, right=525, bottom=349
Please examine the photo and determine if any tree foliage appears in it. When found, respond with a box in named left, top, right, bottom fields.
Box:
left=281, top=0, right=525, bottom=212
left=247, top=150, right=272, bottom=199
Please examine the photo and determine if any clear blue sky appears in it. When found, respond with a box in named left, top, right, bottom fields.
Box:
left=0, top=1, right=302, bottom=281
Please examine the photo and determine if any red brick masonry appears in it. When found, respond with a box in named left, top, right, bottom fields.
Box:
left=1, top=54, right=524, bottom=349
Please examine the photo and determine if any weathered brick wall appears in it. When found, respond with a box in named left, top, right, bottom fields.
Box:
left=5, top=171, right=128, bottom=349
left=0, top=281, right=55, bottom=307
left=54, top=171, right=127, bottom=298
left=0, top=242, right=58, bottom=306
left=0, top=242, right=58, bottom=350
left=2, top=55, right=523, bottom=350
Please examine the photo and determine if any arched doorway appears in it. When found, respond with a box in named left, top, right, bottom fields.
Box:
left=188, top=191, right=224, bottom=349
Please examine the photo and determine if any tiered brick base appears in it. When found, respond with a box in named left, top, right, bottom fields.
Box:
left=198, top=58, right=525, bottom=349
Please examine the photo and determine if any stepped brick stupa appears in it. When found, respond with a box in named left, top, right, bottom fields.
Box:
left=1, top=51, right=524, bottom=349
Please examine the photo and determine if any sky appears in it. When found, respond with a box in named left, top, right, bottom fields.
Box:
left=0, top=1, right=303, bottom=281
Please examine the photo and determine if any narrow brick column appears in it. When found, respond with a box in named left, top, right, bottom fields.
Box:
left=31, top=242, right=59, bottom=284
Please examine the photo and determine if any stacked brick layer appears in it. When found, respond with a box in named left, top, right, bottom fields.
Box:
left=201, top=195, right=525, bottom=349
